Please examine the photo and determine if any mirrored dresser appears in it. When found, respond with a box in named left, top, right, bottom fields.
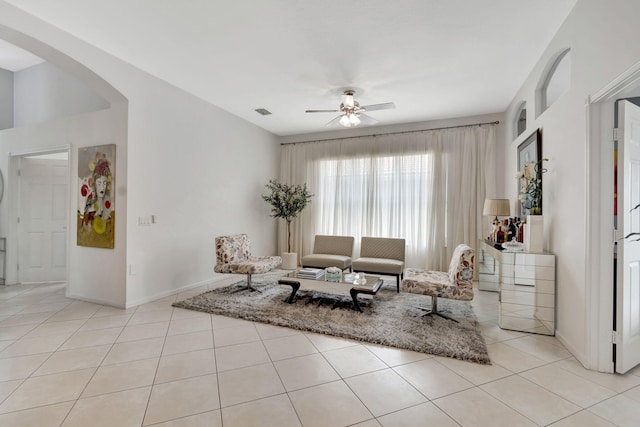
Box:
left=478, top=240, right=556, bottom=336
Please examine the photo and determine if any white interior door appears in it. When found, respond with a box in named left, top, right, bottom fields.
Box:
left=616, top=99, right=640, bottom=373
left=18, top=157, right=68, bottom=283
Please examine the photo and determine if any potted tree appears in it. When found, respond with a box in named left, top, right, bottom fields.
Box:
left=262, top=179, right=313, bottom=269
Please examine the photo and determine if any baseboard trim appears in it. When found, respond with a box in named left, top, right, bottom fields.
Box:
left=555, top=330, right=590, bottom=369
left=125, top=275, right=229, bottom=308
left=65, top=292, right=125, bottom=309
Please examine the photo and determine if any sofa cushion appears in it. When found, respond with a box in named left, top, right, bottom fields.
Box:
left=313, top=235, right=354, bottom=257
left=359, top=237, right=405, bottom=261
left=301, top=254, right=352, bottom=270
left=214, top=234, right=251, bottom=273
left=402, top=267, right=473, bottom=301
left=352, top=257, right=404, bottom=275
left=233, top=256, right=282, bottom=274
left=448, top=244, right=475, bottom=286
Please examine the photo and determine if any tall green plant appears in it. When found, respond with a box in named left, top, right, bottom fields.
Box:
left=262, top=180, right=313, bottom=252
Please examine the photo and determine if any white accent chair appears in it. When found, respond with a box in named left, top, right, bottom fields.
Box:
left=214, top=234, right=281, bottom=292
left=352, top=237, right=405, bottom=292
left=401, top=244, right=474, bottom=322
left=301, top=235, right=355, bottom=272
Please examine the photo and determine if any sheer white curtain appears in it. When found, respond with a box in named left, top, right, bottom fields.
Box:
left=280, top=125, right=496, bottom=270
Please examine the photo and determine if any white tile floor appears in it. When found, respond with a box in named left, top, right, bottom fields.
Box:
left=0, top=278, right=639, bottom=426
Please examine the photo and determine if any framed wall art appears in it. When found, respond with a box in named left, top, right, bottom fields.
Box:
left=517, top=129, right=542, bottom=216
left=77, top=144, right=116, bottom=248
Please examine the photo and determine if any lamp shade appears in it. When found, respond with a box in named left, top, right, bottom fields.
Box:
left=483, top=199, right=511, bottom=217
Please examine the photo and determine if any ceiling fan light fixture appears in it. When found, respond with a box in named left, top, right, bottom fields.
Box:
left=307, top=90, right=394, bottom=128
left=342, top=91, right=355, bottom=108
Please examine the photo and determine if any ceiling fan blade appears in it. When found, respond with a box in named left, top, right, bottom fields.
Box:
left=357, top=113, right=379, bottom=125
left=326, top=114, right=344, bottom=127
left=305, top=109, right=340, bottom=113
left=360, top=102, right=395, bottom=112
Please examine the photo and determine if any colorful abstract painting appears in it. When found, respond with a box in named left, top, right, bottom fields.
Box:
left=77, top=144, right=115, bottom=248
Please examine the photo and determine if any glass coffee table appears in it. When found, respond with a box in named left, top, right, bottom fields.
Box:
left=278, top=271, right=384, bottom=312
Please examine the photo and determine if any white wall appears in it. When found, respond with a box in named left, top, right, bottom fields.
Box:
left=124, top=77, right=279, bottom=306
left=502, top=0, right=640, bottom=366
left=0, top=3, right=280, bottom=307
left=0, top=67, right=12, bottom=130
left=14, top=61, right=110, bottom=127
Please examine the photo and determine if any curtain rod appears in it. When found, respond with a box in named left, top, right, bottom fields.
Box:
left=280, top=120, right=500, bottom=145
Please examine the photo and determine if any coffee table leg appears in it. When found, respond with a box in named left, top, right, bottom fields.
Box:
left=278, top=280, right=301, bottom=304
left=350, top=289, right=362, bottom=312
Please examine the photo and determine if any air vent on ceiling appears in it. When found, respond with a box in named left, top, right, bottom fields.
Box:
left=254, top=108, right=272, bottom=116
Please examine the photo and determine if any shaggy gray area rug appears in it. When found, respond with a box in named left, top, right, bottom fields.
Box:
left=173, top=275, right=490, bottom=364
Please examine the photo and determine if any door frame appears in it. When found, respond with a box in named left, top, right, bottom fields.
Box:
left=7, top=145, right=71, bottom=285
left=586, top=60, right=640, bottom=372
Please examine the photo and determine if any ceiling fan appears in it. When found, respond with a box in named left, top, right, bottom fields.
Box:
left=305, top=90, right=395, bottom=127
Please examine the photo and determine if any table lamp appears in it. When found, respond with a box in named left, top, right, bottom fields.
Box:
left=483, top=198, right=511, bottom=225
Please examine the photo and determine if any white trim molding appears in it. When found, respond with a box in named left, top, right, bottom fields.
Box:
left=585, top=59, right=640, bottom=372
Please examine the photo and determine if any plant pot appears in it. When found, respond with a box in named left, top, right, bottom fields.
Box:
left=280, top=252, right=298, bottom=270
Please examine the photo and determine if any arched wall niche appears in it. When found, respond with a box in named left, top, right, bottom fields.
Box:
left=536, top=47, right=571, bottom=118
left=513, top=100, right=527, bottom=139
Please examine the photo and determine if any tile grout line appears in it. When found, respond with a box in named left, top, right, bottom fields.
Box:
left=477, top=373, right=583, bottom=426
left=0, top=284, right=87, bottom=421
left=210, top=306, right=224, bottom=425
left=0, top=286, right=101, bottom=420
left=57, top=293, right=145, bottom=426
left=138, top=297, right=178, bottom=426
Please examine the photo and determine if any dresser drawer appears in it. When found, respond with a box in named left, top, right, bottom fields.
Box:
left=500, top=303, right=555, bottom=322
left=501, top=280, right=555, bottom=294
left=514, top=253, right=555, bottom=267
left=501, top=290, right=555, bottom=308
left=502, top=264, right=555, bottom=281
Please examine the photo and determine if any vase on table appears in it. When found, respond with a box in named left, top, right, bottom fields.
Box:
left=524, top=215, right=543, bottom=252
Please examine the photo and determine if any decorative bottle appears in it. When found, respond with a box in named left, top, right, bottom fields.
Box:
left=508, top=218, right=518, bottom=243
left=496, top=222, right=505, bottom=244
left=518, top=218, right=525, bottom=243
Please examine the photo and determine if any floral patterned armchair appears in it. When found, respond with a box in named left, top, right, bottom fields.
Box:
left=401, top=244, right=474, bottom=322
left=214, top=234, right=282, bottom=291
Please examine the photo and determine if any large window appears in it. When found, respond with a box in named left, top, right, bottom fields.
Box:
left=314, top=153, right=435, bottom=248
left=280, top=125, right=496, bottom=270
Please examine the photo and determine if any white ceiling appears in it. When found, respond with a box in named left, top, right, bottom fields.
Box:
left=1, top=0, right=577, bottom=136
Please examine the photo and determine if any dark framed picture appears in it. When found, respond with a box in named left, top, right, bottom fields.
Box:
left=517, top=129, right=542, bottom=216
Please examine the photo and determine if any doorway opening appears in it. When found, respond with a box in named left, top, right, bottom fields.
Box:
left=587, top=64, right=640, bottom=373
left=612, top=98, right=640, bottom=373
left=8, top=147, right=70, bottom=285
